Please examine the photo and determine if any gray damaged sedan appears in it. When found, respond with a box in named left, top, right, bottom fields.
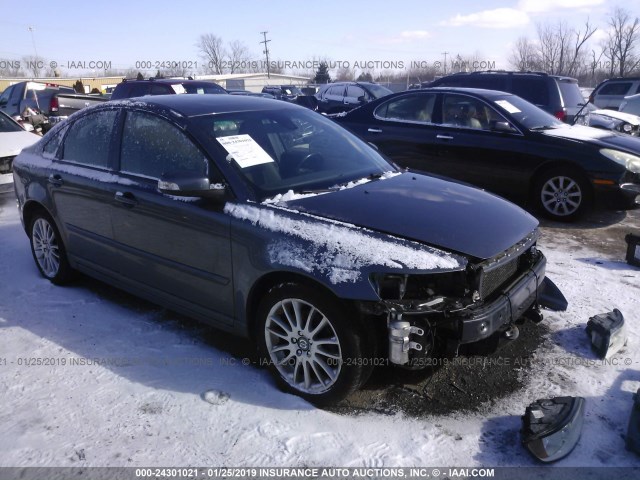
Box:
left=12, top=95, right=565, bottom=404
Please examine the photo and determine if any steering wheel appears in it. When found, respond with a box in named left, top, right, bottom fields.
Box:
left=295, top=153, right=324, bottom=174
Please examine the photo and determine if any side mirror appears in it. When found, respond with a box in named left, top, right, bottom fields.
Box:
left=357, top=95, right=366, bottom=103
left=158, top=171, right=226, bottom=199
left=0, top=99, right=6, bottom=107
left=491, top=121, right=517, bottom=133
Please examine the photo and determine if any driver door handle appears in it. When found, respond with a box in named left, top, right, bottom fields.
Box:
left=437, top=134, right=454, bottom=140
left=114, top=191, right=138, bottom=207
left=48, top=174, right=63, bottom=187
left=368, top=128, right=383, bottom=133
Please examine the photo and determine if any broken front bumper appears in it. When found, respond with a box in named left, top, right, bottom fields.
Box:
left=459, top=253, right=545, bottom=344
left=387, top=253, right=547, bottom=366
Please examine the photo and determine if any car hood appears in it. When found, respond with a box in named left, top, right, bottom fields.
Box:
left=285, top=172, right=538, bottom=260
left=592, top=109, right=640, bottom=126
left=0, top=131, right=40, bottom=157
left=539, top=124, right=640, bottom=153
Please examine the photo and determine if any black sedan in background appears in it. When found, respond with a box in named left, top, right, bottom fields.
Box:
left=334, top=87, right=640, bottom=221
left=12, top=95, right=560, bottom=404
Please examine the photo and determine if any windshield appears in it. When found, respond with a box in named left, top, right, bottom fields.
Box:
left=282, top=86, right=302, bottom=95
left=193, top=108, right=395, bottom=201
left=493, top=95, right=564, bottom=130
left=365, top=84, right=393, bottom=99
left=0, top=112, right=24, bottom=133
left=183, top=83, right=226, bottom=94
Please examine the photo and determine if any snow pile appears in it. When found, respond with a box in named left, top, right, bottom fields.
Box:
left=225, top=203, right=460, bottom=283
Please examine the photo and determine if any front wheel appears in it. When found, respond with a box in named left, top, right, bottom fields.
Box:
left=29, top=213, right=74, bottom=284
left=256, top=283, right=368, bottom=405
left=534, top=169, right=591, bottom=221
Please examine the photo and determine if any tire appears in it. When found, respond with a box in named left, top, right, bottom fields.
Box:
left=29, top=212, right=74, bottom=284
left=256, top=283, right=368, bottom=406
left=534, top=168, right=591, bottom=221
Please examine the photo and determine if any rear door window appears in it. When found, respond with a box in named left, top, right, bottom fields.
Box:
left=62, top=111, right=118, bottom=167
left=375, top=93, right=437, bottom=123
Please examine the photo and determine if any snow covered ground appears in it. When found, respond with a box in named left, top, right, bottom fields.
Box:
left=0, top=196, right=639, bottom=468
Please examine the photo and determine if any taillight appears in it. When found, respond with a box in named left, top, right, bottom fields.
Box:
left=554, top=109, right=567, bottom=122
left=50, top=96, right=59, bottom=112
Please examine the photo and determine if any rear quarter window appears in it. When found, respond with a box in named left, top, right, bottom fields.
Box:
left=511, top=77, right=549, bottom=106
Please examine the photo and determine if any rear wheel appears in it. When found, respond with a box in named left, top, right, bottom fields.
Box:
left=534, top=168, right=591, bottom=221
left=29, top=213, right=74, bottom=284
left=256, top=283, right=368, bottom=405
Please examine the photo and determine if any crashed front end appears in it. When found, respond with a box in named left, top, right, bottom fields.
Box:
left=365, top=230, right=547, bottom=367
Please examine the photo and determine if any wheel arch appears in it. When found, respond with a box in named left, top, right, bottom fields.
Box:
left=245, top=271, right=358, bottom=344
left=528, top=160, right=594, bottom=205
left=22, top=200, right=56, bottom=234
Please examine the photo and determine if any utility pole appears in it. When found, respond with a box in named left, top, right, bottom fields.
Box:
left=442, top=51, right=449, bottom=75
left=260, top=31, right=271, bottom=79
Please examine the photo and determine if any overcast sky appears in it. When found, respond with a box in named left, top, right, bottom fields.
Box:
left=0, top=0, right=633, bottom=76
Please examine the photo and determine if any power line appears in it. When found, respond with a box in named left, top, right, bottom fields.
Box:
left=260, top=31, right=271, bottom=78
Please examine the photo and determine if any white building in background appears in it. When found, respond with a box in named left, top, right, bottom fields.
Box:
left=195, top=73, right=310, bottom=92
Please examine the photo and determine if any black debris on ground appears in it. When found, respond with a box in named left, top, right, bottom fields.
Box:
left=328, top=320, right=548, bottom=418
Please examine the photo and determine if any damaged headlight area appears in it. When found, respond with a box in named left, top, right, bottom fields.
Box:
left=585, top=309, right=628, bottom=359
left=367, top=237, right=552, bottom=367
left=521, top=396, right=586, bottom=463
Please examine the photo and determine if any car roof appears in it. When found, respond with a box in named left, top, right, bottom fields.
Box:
left=106, top=94, right=295, bottom=117
left=417, top=86, right=514, bottom=98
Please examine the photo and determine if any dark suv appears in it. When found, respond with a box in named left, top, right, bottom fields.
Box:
left=425, top=71, right=585, bottom=123
left=110, top=78, right=227, bottom=100
left=261, top=85, right=303, bottom=101
left=315, top=82, right=393, bottom=114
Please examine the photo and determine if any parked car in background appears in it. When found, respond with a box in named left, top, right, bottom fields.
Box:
left=0, top=110, right=39, bottom=192
left=590, top=77, right=640, bottom=110
left=228, top=90, right=276, bottom=99
left=110, top=78, right=227, bottom=100
left=315, top=82, right=393, bottom=114
left=0, top=81, right=108, bottom=128
left=261, top=85, right=304, bottom=101
left=334, top=87, right=640, bottom=221
left=580, top=105, right=640, bottom=137
left=12, top=95, right=563, bottom=405
left=425, top=71, right=585, bottom=123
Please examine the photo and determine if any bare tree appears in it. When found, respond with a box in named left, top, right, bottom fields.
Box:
left=227, top=40, right=252, bottom=73
left=565, top=19, right=597, bottom=77
left=604, top=7, right=640, bottom=76
left=509, top=37, right=540, bottom=71
left=198, top=34, right=226, bottom=74
left=335, top=65, right=355, bottom=81
left=0, top=58, right=24, bottom=77
left=22, top=55, right=46, bottom=78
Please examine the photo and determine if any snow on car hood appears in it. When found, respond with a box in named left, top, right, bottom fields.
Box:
left=224, top=202, right=462, bottom=284
left=0, top=131, right=40, bottom=157
left=282, top=172, right=539, bottom=260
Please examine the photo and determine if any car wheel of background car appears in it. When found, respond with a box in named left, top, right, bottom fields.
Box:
left=29, top=213, right=74, bottom=284
left=256, top=282, right=368, bottom=405
left=534, top=168, right=591, bottom=221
